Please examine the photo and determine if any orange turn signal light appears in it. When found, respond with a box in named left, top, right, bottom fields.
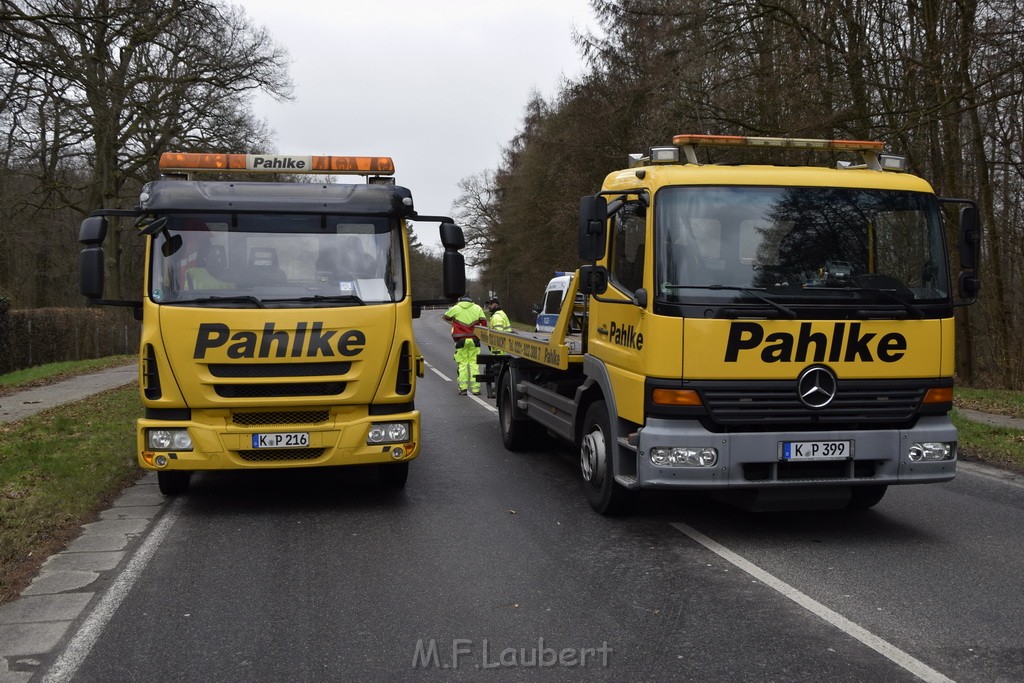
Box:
left=651, top=389, right=703, bottom=406
left=923, top=387, right=953, bottom=404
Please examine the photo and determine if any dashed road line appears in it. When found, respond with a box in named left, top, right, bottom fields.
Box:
left=425, top=361, right=451, bottom=382
left=425, top=362, right=497, bottom=413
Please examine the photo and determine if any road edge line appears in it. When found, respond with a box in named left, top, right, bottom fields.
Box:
left=42, top=498, right=183, bottom=683
left=669, top=521, right=954, bottom=683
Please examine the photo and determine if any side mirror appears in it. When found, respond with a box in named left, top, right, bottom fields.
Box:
left=957, top=204, right=981, bottom=300
left=958, top=205, right=980, bottom=270
left=577, top=265, right=608, bottom=296
left=137, top=216, right=168, bottom=236
left=440, top=222, right=466, bottom=250
left=80, top=247, right=105, bottom=298
left=958, top=272, right=980, bottom=298
left=578, top=195, right=607, bottom=261
left=162, top=234, right=183, bottom=257
left=634, top=287, right=648, bottom=308
left=443, top=251, right=466, bottom=300
left=79, top=216, right=108, bottom=245
left=79, top=216, right=107, bottom=298
left=531, top=303, right=541, bottom=315
left=440, top=222, right=466, bottom=299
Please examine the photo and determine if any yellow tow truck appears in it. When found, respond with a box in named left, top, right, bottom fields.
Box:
left=478, top=134, right=980, bottom=514
left=79, top=153, right=466, bottom=494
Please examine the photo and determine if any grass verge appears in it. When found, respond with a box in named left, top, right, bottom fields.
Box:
left=0, top=385, right=140, bottom=605
left=0, top=355, right=134, bottom=398
left=954, top=388, right=1024, bottom=420
left=952, top=411, right=1024, bottom=473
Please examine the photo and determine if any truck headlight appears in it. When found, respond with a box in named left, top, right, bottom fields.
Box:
left=147, top=428, right=193, bottom=451
left=650, top=447, right=718, bottom=467
left=908, top=442, right=955, bottom=462
left=367, top=422, right=410, bottom=445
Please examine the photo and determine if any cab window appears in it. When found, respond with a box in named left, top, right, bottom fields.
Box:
left=609, top=202, right=647, bottom=293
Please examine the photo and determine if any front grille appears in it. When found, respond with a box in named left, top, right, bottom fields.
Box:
left=209, top=362, right=349, bottom=378
left=232, top=411, right=330, bottom=427
left=236, top=448, right=326, bottom=462
left=215, top=382, right=345, bottom=398
left=699, top=379, right=926, bottom=430
left=743, top=459, right=881, bottom=482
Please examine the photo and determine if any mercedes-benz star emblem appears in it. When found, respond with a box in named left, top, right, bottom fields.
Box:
left=797, top=366, right=838, bottom=409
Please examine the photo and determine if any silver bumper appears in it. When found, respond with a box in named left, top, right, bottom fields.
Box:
left=635, top=415, right=956, bottom=490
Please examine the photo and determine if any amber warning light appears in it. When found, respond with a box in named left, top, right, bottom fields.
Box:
left=158, top=153, right=395, bottom=176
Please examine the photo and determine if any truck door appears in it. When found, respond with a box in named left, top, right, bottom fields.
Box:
left=589, top=199, right=648, bottom=424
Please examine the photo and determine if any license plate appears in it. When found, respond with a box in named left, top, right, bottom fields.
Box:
left=252, top=432, right=310, bottom=449
left=781, top=440, right=851, bottom=461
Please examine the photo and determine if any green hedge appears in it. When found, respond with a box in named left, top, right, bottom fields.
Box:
left=0, top=306, right=140, bottom=374
left=0, top=298, right=9, bottom=370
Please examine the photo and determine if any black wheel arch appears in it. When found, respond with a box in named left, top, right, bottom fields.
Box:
left=576, top=357, right=639, bottom=485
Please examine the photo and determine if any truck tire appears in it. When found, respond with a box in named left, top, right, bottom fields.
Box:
left=497, top=370, right=544, bottom=451
left=847, top=484, right=887, bottom=510
left=378, top=462, right=409, bottom=489
left=157, top=470, right=191, bottom=496
left=580, top=401, right=636, bottom=515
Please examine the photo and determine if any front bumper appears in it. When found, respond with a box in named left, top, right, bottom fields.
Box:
left=636, top=415, right=956, bottom=490
left=136, top=407, right=420, bottom=471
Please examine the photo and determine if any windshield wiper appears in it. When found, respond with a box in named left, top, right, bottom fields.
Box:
left=664, top=283, right=797, bottom=318
left=842, top=286, right=923, bottom=319
left=184, top=295, right=265, bottom=308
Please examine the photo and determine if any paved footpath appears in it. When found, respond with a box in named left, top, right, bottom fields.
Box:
left=0, top=365, right=137, bottom=424
left=0, top=365, right=144, bottom=682
left=0, top=367, right=1020, bottom=681
left=0, top=476, right=165, bottom=683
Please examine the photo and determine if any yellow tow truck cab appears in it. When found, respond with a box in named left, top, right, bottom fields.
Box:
left=79, top=153, right=466, bottom=494
left=478, top=135, right=980, bottom=514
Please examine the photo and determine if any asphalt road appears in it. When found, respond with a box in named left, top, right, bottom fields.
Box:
left=42, top=316, right=1024, bottom=681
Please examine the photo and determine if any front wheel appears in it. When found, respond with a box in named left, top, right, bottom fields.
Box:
left=579, top=400, right=636, bottom=515
left=847, top=484, right=887, bottom=510
left=378, top=462, right=410, bottom=489
left=157, top=470, right=191, bottom=496
left=498, top=369, right=544, bottom=451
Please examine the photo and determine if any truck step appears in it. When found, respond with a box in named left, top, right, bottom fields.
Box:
left=614, top=474, right=639, bottom=489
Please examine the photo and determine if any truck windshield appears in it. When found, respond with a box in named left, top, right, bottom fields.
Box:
left=655, top=186, right=949, bottom=308
left=149, top=213, right=405, bottom=306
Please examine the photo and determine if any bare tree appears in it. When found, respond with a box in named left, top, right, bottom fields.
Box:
left=456, top=0, right=1024, bottom=386
left=0, top=0, right=293, bottom=300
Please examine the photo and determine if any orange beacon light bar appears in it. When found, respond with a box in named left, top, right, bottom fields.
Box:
left=669, top=134, right=890, bottom=170
left=671, top=134, right=885, bottom=153
left=158, top=153, right=395, bottom=176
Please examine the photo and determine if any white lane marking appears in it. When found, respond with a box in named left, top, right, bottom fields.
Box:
left=470, top=392, right=498, bottom=413
left=43, top=498, right=183, bottom=683
left=669, top=522, right=955, bottom=683
left=425, top=361, right=451, bottom=382
left=425, top=361, right=497, bottom=413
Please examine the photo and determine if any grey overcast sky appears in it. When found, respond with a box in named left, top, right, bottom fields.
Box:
left=239, top=0, right=596, bottom=251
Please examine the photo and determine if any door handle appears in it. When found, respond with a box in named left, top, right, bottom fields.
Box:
left=597, top=326, right=609, bottom=335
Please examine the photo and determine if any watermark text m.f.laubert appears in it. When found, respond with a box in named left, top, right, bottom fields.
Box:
left=412, top=638, right=613, bottom=670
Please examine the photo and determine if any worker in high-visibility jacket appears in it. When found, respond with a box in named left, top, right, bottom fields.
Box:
left=483, top=297, right=512, bottom=398
left=485, top=297, right=511, bottom=339
left=442, top=295, right=488, bottom=395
